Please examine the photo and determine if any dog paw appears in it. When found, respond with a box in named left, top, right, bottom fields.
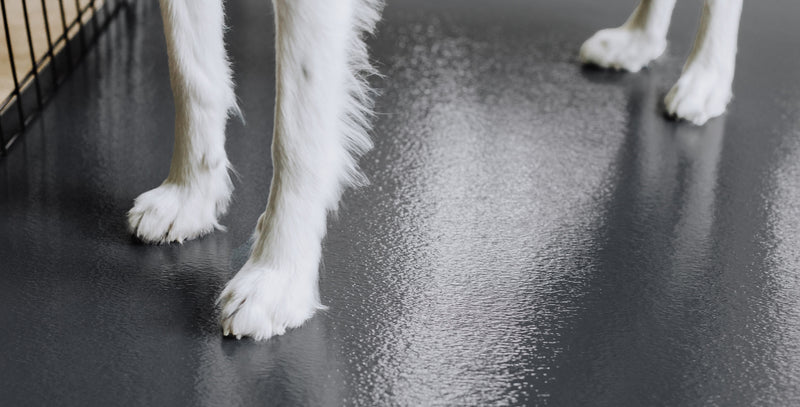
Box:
left=580, top=27, right=666, bottom=72
left=128, top=172, right=232, bottom=244
left=665, top=67, right=732, bottom=125
left=218, top=262, right=323, bottom=340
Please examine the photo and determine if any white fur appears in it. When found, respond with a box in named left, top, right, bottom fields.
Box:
left=128, top=0, right=237, bottom=244
left=218, top=257, right=322, bottom=340
left=132, top=0, right=745, bottom=341
left=128, top=176, right=230, bottom=244
left=665, top=0, right=742, bottom=125
left=582, top=0, right=742, bottom=125
left=217, top=0, right=382, bottom=340
left=131, top=0, right=380, bottom=340
left=580, top=0, right=675, bottom=72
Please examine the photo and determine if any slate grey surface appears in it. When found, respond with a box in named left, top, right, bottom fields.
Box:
left=2, top=0, right=800, bottom=405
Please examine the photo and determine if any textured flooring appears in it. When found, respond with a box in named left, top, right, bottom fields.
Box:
left=2, top=0, right=800, bottom=405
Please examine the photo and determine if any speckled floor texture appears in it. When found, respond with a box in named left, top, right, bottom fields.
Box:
left=2, top=0, right=800, bottom=405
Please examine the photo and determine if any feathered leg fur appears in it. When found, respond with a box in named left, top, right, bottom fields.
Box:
left=218, top=0, right=382, bottom=340
left=128, top=0, right=238, bottom=243
left=665, top=0, right=743, bottom=125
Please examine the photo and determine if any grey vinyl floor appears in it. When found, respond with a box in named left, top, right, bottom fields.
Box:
left=2, top=0, right=800, bottom=405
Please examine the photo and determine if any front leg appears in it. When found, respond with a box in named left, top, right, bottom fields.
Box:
left=128, top=0, right=238, bottom=243
left=665, top=0, right=742, bottom=125
left=580, top=0, right=676, bottom=72
left=218, top=0, right=382, bottom=340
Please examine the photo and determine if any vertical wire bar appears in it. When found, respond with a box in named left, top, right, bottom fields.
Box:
left=57, top=0, right=73, bottom=72
left=97, top=0, right=105, bottom=28
left=89, top=0, right=98, bottom=43
left=0, top=0, right=27, bottom=132
left=40, top=0, right=59, bottom=89
left=103, top=0, right=113, bottom=27
left=73, top=0, right=86, bottom=54
left=20, top=0, right=44, bottom=110
left=105, top=0, right=112, bottom=26
left=0, top=118, right=6, bottom=153
left=0, top=1, right=6, bottom=152
left=98, top=0, right=110, bottom=49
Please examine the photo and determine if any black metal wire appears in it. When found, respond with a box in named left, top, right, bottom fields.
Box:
left=89, top=0, right=99, bottom=41
left=57, top=0, right=74, bottom=73
left=72, top=0, right=86, bottom=53
left=1, top=0, right=27, bottom=148
left=40, top=0, right=59, bottom=89
left=20, top=0, right=44, bottom=110
left=1, top=0, right=131, bottom=155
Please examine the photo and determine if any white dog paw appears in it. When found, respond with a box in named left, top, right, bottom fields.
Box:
left=128, top=174, right=231, bottom=244
left=580, top=27, right=666, bottom=72
left=218, top=262, right=323, bottom=340
left=665, top=67, right=732, bottom=125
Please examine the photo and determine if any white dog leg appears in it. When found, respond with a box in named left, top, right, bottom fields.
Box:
left=665, top=0, right=742, bottom=125
left=218, top=0, right=381, bottom=340
left=128, top=0, right=237, bottom=244
left=580, top=0, right=676, bottom=72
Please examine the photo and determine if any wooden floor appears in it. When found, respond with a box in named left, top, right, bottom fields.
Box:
left=0, top=0, right=100, bottom=101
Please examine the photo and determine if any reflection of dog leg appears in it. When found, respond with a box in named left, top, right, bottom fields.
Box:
left=580, top=0, right=676, bottom=72
left=219, top=0, right=382, bottom=340
left=129, top=0, right=237, bottom=243
left=666, top=0, right=742, bottom=125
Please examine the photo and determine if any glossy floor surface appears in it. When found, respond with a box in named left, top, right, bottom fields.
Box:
left=2, top=0, right=800, bottom=405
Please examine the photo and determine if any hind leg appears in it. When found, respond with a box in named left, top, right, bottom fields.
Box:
left=665, top=0, right=742, bottom=125
left=580, top=0, right=676, bottom=72
left=128, top=0, right=237, bottom=243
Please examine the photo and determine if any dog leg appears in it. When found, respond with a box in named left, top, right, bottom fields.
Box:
left=128, top=0, right=237, bottom=244
left=665, top=0, right=742, bottom=125
left=580, top=0, right=676, bottom=72
left=218, top=0, right=381, bottom=340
